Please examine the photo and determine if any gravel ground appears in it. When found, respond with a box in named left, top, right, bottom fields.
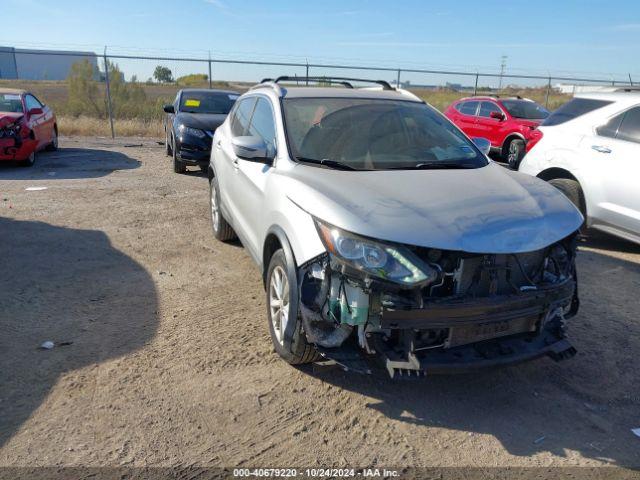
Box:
left=0, top=137, right=639, bottom=475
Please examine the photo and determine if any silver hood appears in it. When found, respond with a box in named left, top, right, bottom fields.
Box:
left=282, top=162, right=583, bottom=253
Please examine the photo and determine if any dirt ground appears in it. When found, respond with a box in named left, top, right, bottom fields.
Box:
left=0, top=137, right=639, bottom=475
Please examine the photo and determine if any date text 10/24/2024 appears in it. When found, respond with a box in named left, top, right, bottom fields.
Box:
left=233, top=468, right=400, bottom=477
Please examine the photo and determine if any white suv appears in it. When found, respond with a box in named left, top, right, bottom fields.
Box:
left=519, top=90, right=640, bottom=244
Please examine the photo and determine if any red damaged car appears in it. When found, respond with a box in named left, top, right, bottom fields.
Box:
left=0, top=89, right=58, bottom=167
left=444, top=96, right=549, bottom=169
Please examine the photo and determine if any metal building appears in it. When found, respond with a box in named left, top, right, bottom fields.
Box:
left=0, top=46, right=98, bottom=80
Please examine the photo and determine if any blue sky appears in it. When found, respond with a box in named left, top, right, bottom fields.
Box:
left=3, top=0, right=639, bottom=85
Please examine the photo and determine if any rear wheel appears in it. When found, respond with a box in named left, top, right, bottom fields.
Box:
left=266, top=249, right=319, bottom=365
left=209, top=176, right=236, bottom=241
left=506, top=138, right=525, bottom=170
left=165, top=129, right=172, bottom=156
left=46, top=127, right=58, bottom=151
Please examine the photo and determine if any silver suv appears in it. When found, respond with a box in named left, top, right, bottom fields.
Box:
left=208, top=77, right=583, bottom=378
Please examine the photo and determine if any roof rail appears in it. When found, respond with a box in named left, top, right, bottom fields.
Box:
left=261, top=76, right=394, bottom=91
left=473, top=93, right=524, bottom=100
left=613, top=86, right=640, bottom=92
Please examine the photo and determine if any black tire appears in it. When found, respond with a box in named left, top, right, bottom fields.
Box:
left=165, top=129, right=172, bottom=156
left=266, top=249, right=319, bottom=365
left=209, top=176, right=236, bottom=241
left=506, top=138, right=525, bottom=170
left=20, top=151, right=35, bottom=167
left=549, top=178, right=587, bottom=230
left=172, top=136, right=186, bottom=174
left=45, top=126, right=58, bottom=151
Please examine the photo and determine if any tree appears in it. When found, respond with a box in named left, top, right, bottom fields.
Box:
left=153, top=65, right=173, bottom=83
left=67, top=59, right=104, bottom=117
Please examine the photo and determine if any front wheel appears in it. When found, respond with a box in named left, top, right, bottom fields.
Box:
left=549, top=178, right=587, bottom=231
left=266, top=249, right=319, bottom=365
left=20, top=151, right=35, bottom=167
left=173, top=137, right=186, bottom=174
left=506, top=139, right=525, bottom=170
left=209, top=176, right=236, bottom=241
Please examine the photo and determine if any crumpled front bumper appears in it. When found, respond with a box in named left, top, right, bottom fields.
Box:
left=316, top=280, right=578, bottom=379
left=0, top=137, right=37, bottom=162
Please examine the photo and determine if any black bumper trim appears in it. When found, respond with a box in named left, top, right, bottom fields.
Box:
left=380, top=280, right=575, bottom=329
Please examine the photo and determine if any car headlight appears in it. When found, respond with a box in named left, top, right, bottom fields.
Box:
left=315, top=220, right=437, bottom=286
left=178, top=125, right=206, bottom=138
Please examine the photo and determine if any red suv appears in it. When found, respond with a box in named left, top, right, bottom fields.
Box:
left=444, top=96, right=549, bottom=169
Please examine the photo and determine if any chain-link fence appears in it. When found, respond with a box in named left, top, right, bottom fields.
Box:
left=1, top=47, right=635, bottom=138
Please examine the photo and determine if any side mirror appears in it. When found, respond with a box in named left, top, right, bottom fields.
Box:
left=231, top=136, right=274, bottom=164
left=163, top=104, right=175, bottom=114
left=28, top=107, right=43, bottom=116
left=490, top=111, right=505, bottom=121
left=472, top=137, right=491, bottom=155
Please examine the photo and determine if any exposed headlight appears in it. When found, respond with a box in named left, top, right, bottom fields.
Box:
left=315, top=220, right=437, bottom=286
left=178, top=125, right=206, bottom=138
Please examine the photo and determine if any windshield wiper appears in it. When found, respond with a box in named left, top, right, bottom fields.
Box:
left=389, top=161, right=479, bottom=170
left=295, top=157, right=357, bottom=171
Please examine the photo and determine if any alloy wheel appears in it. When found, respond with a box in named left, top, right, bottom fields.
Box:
left=269, top=265, right=289, bottom=346
left=210, top=183, right=220, bottom=231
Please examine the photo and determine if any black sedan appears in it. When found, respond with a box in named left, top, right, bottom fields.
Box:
left=163, top=89, right=239, bottom=173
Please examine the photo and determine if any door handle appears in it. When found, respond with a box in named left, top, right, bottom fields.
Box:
left=215, top=140, right=222, bottom=149
left=592, top=145, right=612, bottom=154
left=232, top=158, right=239, bottom=169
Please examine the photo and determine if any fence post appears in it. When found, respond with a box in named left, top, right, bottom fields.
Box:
left=208, top=51, right=212, bottom=89
left=305, top=60, right=309, bottom=85
left=103, top=47, right=115, bottom=139
left=474, top=73, right=479, bottom=96
left=396, top=69, right=401, bottom=88
left=544, top=77, right=551, bottom=108
left=629, top=73, right=634, bottom=86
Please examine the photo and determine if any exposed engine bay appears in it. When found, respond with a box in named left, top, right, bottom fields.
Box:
left=299, top=233, right=579, bottom=378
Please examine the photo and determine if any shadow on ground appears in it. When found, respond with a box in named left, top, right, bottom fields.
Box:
left=301, top=232, right=640, bottom=468
left=0, top=217, right=158, bottom=448
left=0, top=148, right=140, bottom=180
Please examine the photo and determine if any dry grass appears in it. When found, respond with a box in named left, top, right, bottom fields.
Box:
left=57, top=116, right=164, bottom=138
left=4, top=79, right=574, bottom=137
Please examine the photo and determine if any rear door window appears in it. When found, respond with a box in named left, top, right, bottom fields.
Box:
left=542, top=98, right=612, bottom=126
left=478, top=101, right=502, bottom=118
left=230, top=97, right=257, bottom=137
left=458, top=101, right=479, bottom=116
left=616, top=107, right=640, bottom=144
left=596, top=112, right=625, bottom=139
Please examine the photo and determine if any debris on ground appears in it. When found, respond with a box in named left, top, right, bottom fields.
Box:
left=25, top=187, right=47, bottom=191
left=632, top=428, right=640, bottom=438
left=533, top=436, right=546, bottom=444
left=40, top=341, right=55, bottom=350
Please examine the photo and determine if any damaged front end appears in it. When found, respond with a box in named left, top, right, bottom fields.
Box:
left=0, top=115, right=36, bottom=161
left=299, top=220, right=579, bottom=379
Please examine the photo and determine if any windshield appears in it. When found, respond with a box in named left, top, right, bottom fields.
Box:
left=0, top=93, right=23, bottom=113
left=283, top=98, right=487, bottom=170
left=179, top=91, right=238, bottom=114
left=501, top=100, right=549, bottom=120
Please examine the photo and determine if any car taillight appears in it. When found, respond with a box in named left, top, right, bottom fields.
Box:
left=526, top=129, right=543, bottom=152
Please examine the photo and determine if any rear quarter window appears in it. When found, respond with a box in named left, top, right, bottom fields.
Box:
left=542, top=98, right=612, bottom=126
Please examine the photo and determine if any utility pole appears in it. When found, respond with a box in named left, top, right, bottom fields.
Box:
left=103, top=46, right=115, bottom=139
left=498, top=55, right=507, bottom=91
left=208, top=50, right=212, bottom=89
